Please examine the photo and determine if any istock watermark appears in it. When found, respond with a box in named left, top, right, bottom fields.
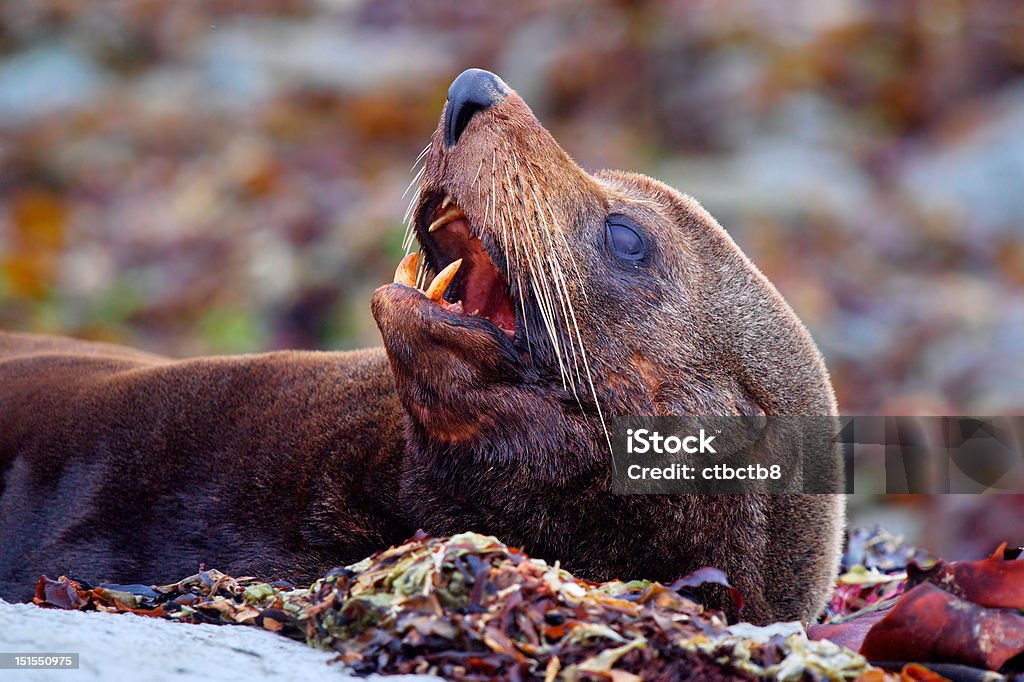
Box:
left=610, top=416, right=1024, bottom=495
left=626, top=428, right=718, bottom=455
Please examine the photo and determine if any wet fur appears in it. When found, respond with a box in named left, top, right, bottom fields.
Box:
left=0, top=76, right=842, bottom=623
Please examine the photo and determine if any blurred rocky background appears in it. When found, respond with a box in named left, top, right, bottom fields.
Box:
left=1, top=1, right=1022, bottom=554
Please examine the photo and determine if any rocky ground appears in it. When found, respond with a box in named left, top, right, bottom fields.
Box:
left=0, top=601, right=439, bottom=682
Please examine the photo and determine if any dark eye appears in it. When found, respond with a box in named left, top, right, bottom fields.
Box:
left=605, top=218, right=645, bottom=261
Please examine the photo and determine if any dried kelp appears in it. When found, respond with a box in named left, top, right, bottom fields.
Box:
left=842, top=527, right=933, bottom=575
left=859, top=543, right=1024, bottom=673
left=811, top=536, right=1024, bottom=678
left=33, top=531, right=876, bottom=681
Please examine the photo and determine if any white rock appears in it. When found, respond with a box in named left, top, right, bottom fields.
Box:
left=0, top=601, right=440, bottom=682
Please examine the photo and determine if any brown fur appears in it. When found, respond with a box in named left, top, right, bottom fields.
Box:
left=0, top=73, right=843, bottom=623
left=0, top=332, right=408, bottom=599
left=374, top=77, right=844, bottom=624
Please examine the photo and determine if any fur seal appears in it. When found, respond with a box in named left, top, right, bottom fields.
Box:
left=0, top=69, right=843, bottom=624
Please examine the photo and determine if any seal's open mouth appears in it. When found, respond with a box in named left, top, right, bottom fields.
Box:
left=393, top=194, right=517, bottom=338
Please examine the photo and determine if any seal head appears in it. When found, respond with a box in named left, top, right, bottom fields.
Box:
left=372, top=69, right=843, bottom=624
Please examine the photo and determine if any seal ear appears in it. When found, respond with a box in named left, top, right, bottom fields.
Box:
left=735, top=381, right=769, bottom=443
left=735, top=381, right=768, bottom=419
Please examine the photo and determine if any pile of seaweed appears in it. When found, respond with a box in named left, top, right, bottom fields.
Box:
left=34, top=531, right=870, bottom=681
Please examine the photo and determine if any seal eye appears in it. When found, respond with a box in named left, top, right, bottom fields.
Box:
left=605, top=218, right=645, bottom=262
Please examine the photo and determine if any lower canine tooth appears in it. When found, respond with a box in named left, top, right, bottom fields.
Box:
left=393, top=252, right=418, bottom=287
left=425, top=258, right=462, bottom=302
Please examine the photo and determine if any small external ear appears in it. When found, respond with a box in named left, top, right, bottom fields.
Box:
left=735, top=381, right=768, bottom=420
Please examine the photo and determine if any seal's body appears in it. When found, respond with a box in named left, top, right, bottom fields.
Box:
left=0, top=70, right=843, bottom=623
left=0, top=333, right=408, bottom=599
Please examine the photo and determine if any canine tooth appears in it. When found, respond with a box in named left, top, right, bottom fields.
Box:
left=393, top=253, right=418, bottom=286
left=428, top=206, right=464, bottom=233
left=425, top=259, right=462, bottom=301
left=441, top=195, right=452, bottom=209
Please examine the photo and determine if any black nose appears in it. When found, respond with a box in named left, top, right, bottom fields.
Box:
left=444, top=68, right=509, bottom=148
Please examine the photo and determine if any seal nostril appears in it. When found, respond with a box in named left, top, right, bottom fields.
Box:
left=448, top=101, right=484, bottom=150
left=444, top=68, right=510, bottom=148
